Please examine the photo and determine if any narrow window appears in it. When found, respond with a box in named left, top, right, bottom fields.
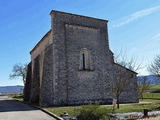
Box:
left=79, top=48, right=92, bottom=70
left=82, top=53, right=85, bottom=70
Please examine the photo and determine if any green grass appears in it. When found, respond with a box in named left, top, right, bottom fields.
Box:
left=10, top=94, right=23, bottom=101
left=44, top=84, right=160, bottom=118
left=149, top=84, right=160, bottom=89
left=114, top=104, right=160, bottom=113
left=45, top=85, right=160, bottom=118
left=44, top=102, right=160, bottom=117
left=143, top=92, right=160, bottom=99
left=140, top=98, right=160, bottom=102
left=45, top=106, right=78, bottom=117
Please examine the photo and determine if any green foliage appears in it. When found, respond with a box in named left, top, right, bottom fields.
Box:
left=45, top=104, right=109, bottom=120
left=77, top=103, right=108, bottom=120
left=11, top=94, right=23, bottom=101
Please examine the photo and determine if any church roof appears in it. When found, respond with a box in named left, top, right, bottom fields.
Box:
left=114, top=63, right=138, bottom=74
left=30, top=29, right=51, bottom=54
left=50, top=10, right=109, bottom=23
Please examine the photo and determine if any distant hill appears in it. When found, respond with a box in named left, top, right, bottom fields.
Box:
left=137, top=75, right=160, bottom=84
left=0, top=85, right=24, bottom=95
left=0, top=76, right=158, bottom=94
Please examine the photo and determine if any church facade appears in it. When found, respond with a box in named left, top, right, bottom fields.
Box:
left=24, top=10, right=138, bottom=106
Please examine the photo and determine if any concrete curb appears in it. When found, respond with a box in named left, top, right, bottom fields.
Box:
left=34, top=106, right=63, bottom=120
left=17, top=100, right=63, bottom=120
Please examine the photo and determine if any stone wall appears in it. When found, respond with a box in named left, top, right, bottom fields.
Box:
left=112, top=64, right=139, bottom=103
left=50, top=10, right=115, bottom=105
left=120, top=77, right=139, bottom=103
left=41, top=44, right=54, bottom=106
left=65, top=24, right=113, bottom=105
left=30, top=30, right=52, bottom=91
left=30, top=55, right=40, bottom=103
left=23, top=62, right=32, bottom=102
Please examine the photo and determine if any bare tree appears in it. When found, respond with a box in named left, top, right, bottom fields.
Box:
left=148, top=55, right=160, bottom=77
left=108, top=49, right=143, bottom=109
left=109, top=64, right=136, bottom=109
left=137, top=76, right=151, bottom=99
left=10, top=63, right=28, bottom=85
left=114, top=49, right=143, bottom=71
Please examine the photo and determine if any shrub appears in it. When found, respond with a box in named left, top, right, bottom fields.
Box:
left=77, top=103, right=107, bottom=120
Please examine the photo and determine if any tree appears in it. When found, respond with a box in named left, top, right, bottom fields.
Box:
left=114, top=49, right=143, bottom=71
left=109, top=64, right=136, bottom=109
left=109, top=50, right=142, bottom=109
left=148, top=55, right=160, bottom=77
left=137, top=76, right=151, bottom=99
left=10, top=63, right=28, bottom=85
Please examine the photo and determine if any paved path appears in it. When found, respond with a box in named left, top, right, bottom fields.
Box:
left=0, top=96, right=56, bottom=120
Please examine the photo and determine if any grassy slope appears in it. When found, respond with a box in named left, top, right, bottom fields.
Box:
left=143, top=92, right=160, bottom=99
left=149, top=84, right=160, bottom=89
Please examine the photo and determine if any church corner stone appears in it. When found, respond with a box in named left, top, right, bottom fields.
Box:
left=24, top=10, right=139, bottom=106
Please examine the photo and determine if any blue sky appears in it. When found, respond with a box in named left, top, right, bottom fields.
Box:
left=0, top=0, right=160, bottom=86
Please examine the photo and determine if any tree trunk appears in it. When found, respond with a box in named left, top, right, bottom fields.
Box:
left=22, top=76, right=25, bottom=86
left=140, top=92, right=143, bottom=100
left=117, top=95, right=120, bottom=109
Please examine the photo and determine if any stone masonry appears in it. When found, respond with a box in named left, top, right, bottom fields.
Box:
left=24, top=10, right=139, bottom=106
left=23, top=62, right=32, bottom=102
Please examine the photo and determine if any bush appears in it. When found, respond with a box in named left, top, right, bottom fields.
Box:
left=12, top=94, right=23, bottom=100
left=77, top=103, right=107, bottom=120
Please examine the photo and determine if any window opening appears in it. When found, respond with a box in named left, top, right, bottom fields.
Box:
left=79, top=48, right=92, bottom=71
left=82, top=53, right=85, bottom=70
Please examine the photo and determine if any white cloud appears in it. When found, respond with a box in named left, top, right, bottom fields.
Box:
left=151, top=32, right=160, bottom=40
left=146, top=32, right=160, bottom=47
left=129, top=47, right=137, bottom=53
left=110, top=6, right=160, bottom=28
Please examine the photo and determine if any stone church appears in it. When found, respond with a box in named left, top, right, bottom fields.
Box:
left=24, top=10, right=138, bottom=106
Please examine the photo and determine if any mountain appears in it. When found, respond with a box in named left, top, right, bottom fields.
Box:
left=0, top=76, right=158, bottom=94
left=0, top=85, right=24, bottom=95
left=137, top=75, right=160, bottom=84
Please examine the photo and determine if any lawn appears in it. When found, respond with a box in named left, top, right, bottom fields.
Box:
left=114, top=103, right=160, bottom=113
left=9, top=94, right=23, bottom=101
left=139, top=84, right=160, bottom=101
left=13, top=95, right=23, bottom=101
left=44, top=102, right=160, bottom=117
left=143, top=92, right=160, bottom=99
left=140, top=98, right=160, bottom=102
left=45, top=106, right=78, bottom=117
left=149, top=84, right=160, bottom=89
left=44, top=87, right=160, bottom=118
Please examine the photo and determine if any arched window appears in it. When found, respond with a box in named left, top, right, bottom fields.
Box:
left=79, top=48, right=92, bottom=70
